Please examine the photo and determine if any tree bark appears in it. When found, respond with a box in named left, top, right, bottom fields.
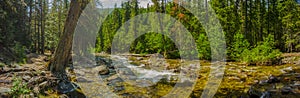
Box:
left=41, top=0, right=45, bottom=54
left=50, top=0, right=88, bottom=79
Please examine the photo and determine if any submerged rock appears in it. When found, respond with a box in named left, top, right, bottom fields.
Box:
left=247, top=70, right=300, bottom=97
left=267, top=75, right=280, bottom=83
left=56, top=81, right=86, bottom=98
left=281, top=86, right=292, bottom=95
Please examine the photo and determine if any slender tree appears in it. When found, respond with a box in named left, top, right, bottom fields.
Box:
left=50, top=0, right=89, bottom=79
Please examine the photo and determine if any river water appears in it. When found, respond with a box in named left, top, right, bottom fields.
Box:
left=75, top=54, right=300, bottom=97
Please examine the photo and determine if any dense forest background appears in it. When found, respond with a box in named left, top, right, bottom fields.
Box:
left=1, top=0, right=300, bottom=63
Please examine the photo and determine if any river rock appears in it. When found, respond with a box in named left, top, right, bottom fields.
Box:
left=228, top=76, right=241, bottom=81
left=281, top=67, right=294, bottom=74
left=74, top=69, right=85, bottom=76
left=76, top=77, right=92, bottom=83
left=94, top=65, right=109, bottom=75
left=267, top=75, right=280, bottom=83
left=106, top=75, right=119, bottom=81
left=117, top=68, right=135, bottom=76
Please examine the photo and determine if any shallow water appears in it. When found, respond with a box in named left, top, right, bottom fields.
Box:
left=75, top=54, right=300, bottom=97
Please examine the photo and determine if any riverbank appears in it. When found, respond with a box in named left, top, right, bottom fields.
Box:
left=0, top=52, right=299, bottom=97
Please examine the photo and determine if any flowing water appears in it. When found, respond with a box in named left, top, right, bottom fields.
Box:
left=75, top=54, right=300, bottom=97
left=110, top=55, right=177, bottom=85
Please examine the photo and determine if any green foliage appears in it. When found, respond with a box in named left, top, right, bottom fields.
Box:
left=2, top=0, right=300, bottom=62
left=13, top=42, right=26, bottom=62
left=240, top=35, right=282, bottom=64
left=0, top=0, right=31, bottom=48
left=230, top=33, right=250, bottom=61
left=196, top=33, right=211, bottom=59
left=93, top=0, right=299, bottom=61
left=10, top=76, right=31, bottom=97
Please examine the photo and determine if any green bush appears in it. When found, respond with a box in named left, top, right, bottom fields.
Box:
left=10, top=76, right=31, bottom=97
left=196, top=33, right=211, bottom=60
left=230, top=33, right=250, bottom=61
left=240, top=35, right=282, bottom=64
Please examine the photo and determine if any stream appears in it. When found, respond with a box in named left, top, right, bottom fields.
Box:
left=109, top=55, right=177, bottom=86
left=73, top=54, right=300, bottom=98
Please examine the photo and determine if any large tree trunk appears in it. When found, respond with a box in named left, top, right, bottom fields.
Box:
left=50, top=0, right=88, bottom=79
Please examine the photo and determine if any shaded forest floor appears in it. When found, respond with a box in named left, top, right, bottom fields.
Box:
left=0, top=52, right=299, bottom=97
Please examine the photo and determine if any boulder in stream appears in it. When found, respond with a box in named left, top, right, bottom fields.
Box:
left=94, top=65, right=109, bottom=75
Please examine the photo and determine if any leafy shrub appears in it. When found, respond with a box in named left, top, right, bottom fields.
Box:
left=240, top=35, right=282, bottom=64
left=230, top=33, right=250, bottom=61
left=10, top=76, right=31, bottom=97
left=196, top=33, right=211, bottom=60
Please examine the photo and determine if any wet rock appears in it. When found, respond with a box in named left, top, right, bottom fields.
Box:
left=106, top=75, right=118, bottom=81
left=253, top=80, right=259, bottom=84
left=293, top=81, right=300, bottom=86
left=117, top=68, right=135, bottom=76
left=267, top=75, right=280, bottom=83
left=74, top=69, right=85, bottom=76
left=57, top=81, right=80, bottom=94
left=94, top=65, right=109, bottom=75
left=96, top=57, right=110, bottom=65
left=281, top=86, right=292, bottom=95
left=295, top=74, right=300, bottom=79
left=247, top=86, right=262, bottom=97
left=114, top=86, right=125, bottom=92
left=248, top=69, right=300, bottom=98
left=114, top=63, right=127, bottom=69
left=106, top=75, right=123, bottom=86
left=259, top=80, right=269, bottom=85
left=76, top=77, right=92, bottom=83
left=134, top=79, right=155, bottom=87
left=260, top=91, right=272, bottom=98
left=281, top=67, right=294, bottom=74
